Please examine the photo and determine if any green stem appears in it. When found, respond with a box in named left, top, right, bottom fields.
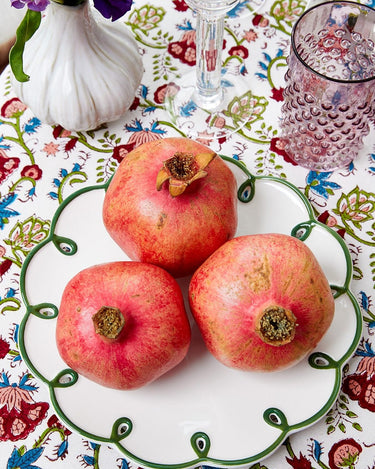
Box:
left=364, top=312, right=375, bottom=322
left=222, top=54, right=243, bottom=68
left=93, top=444, right=100, bottom=469
left=129, top=31, right=167, bottom=49
left=0, top=297, right=21, bottom=314
left=235, top=126, right=271, bottom=145
left=74, top=133, right=113, bottom=153
left=8, top=176, right=36, bottom=193
left=57, top=171, right=88, bottom=204
left=156, top=120, right=187, bottom=137
left=33, top=426, right=66, bottom=448
left=283, top=438, right=294, bottom=459
left=332, top=223, right=375, bottom=247
left=317, top=460, right=331, bottom=469
left=267, top=56, right=287, bottom=89
left=304, top=185, right=321, bottom=218
left=3, top=254, right=22, bottom=269
left=141, top=100, right=164, bottom=112
left=1, top=126, right=36, bottom=164
left=224, top=26, right=239, bottom=45
left=269, top=22, right=291, bottom=36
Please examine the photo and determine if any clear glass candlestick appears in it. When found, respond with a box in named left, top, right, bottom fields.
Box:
left=191, top=0, right=230, bottom=110
left=166, top=0, right=253, bottom=140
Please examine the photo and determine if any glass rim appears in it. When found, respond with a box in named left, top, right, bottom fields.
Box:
left=291, top=0, right=375, bottom=84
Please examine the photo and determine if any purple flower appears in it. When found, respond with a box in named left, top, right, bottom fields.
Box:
left=11, top=0, right=49, bottom=11
left=93, top=0, right=133, bottom=21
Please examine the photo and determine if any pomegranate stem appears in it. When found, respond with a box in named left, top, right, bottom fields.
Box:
left=92, top=306, right=125, bottom=340
left=156, top=151, right=216, bottom=197
left=256, top=306, right=297, bottom=346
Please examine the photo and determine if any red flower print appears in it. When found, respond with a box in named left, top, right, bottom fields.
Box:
left=1, top=98, right=27, bottom=118
left=21, top=164, right=43, bottom=181
left=328, top=438, right=362, bottom=469
left=168, top=41, right=196, bottom=66
left=229, top=45, right=249, bottom=59
left=359, top=377, right=375, bottom=411
left=48, top=414, right=72, bottom=436
left=112, top=143, right=136, bottom=163
left=154, top=83, right=181, bottom=104
left=0, top=149, right=20, bottom=184
left=286, top=452, right=313, bottom=468
left=168, top=28, right=197, bottom=66
left=130, top=96, right=140, bottom=111
left=318, top=210, right=338, bottom=228
left=52, top=125, right=72, bottom=139
left=0, top=373, right=49, bottom=441
left=271, top=87, right=284, bottom=102
left=252, top=14, right=269, bottom=27
left=173, top=0, right=188, bottom=11
left=65, top=137, right=79, bottom=153
left=0, top=259, right=12, bottom=279
left=342, top=373, right=367, bottom=399
left=0, top=337, right=10, bottom=359
left=270, top=137, right=297, bottom=165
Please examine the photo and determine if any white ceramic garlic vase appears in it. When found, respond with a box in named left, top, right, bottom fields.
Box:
left=11, top=0, right=143, bottom=131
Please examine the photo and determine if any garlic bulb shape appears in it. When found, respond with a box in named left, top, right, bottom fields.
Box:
left=11, top=1, right=143, bottom=131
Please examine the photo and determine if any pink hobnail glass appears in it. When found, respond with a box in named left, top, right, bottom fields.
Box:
left=280, top=1, right=375, bottom=171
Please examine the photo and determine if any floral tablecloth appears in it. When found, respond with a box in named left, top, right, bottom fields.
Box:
left=1, top=0, right=375, bottom=468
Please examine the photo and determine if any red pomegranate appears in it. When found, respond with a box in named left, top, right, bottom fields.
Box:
left=102, top=137, right=238, bottom=277
left=189, top=233, right=335, bottom=372
left=56, top=261, right=191, bottom=390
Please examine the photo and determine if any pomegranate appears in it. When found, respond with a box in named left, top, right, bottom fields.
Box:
left=102, top=137, right=238, bottom=277
left=188, top=233, right=335, bottom=372
left=56, top=261, right=191, bottom=390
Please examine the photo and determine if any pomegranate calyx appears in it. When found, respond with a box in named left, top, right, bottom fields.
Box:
left=92, top=306, right=125, bottom=341
left=156, top=151, right=216, bottom=197
left=255, top=305, right=297, bottom=346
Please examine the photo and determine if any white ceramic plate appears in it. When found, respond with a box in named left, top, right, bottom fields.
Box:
left=19, top=158, right=362, bottom=468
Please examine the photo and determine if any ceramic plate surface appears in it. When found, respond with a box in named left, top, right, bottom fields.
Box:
left=19, top=158, right=362, bottom=468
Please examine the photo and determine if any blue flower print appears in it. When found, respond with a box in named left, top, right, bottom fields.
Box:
left=227, top=0, right=248, bottom=17
left=368, top=153, right=375, bottom=175
left=0, top=193, right=20, bottom=229
left=7, top=446, right=43, bottom=469
left=306, top=171, right=341, bottom=199
left=24, top=117, right=41, bottom=134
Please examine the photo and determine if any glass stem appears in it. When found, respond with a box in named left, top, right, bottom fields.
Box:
left=194, top=11, right=226, bottom=109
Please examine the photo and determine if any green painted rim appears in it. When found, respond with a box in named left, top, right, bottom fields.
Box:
left=19, top=158, right=362, bottom=468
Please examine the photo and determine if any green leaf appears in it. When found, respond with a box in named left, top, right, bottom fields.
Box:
left=9, top=10, right=42, bottom=82
left=338, top=422, right=346, bottom=433
left=327, top=424, right=335, bottom=434
left=352, top=422, right=363, bottom=431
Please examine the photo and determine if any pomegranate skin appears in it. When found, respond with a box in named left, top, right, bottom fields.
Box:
left=56, top=262, right=191, bottom=390
left=188, top=233, right=335, bottom=372
left=102, top=137, right=238, bottom=277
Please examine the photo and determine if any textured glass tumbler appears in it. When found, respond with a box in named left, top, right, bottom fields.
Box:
left=280, top=1, right=375, bottom=171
